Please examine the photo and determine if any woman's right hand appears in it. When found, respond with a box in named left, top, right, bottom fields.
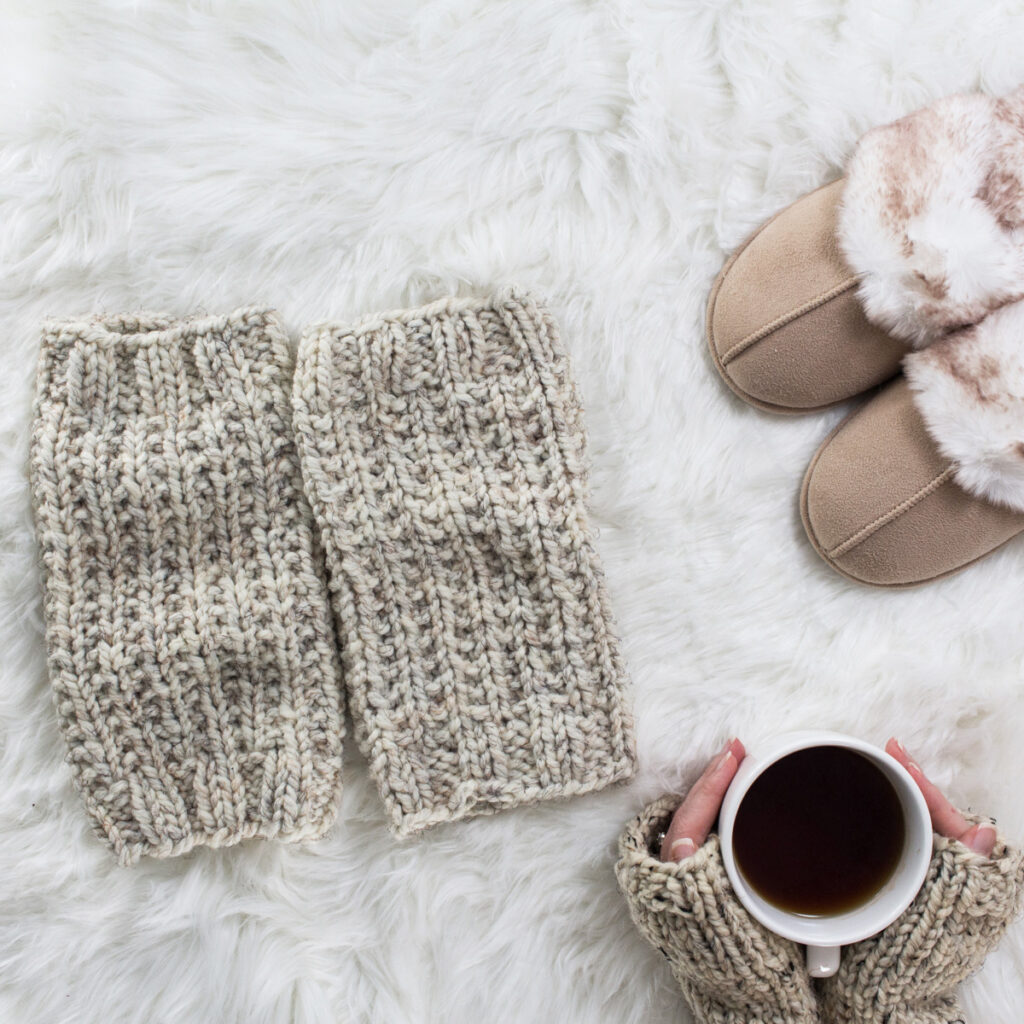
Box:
left=823, top=743, right=1017, bottom=1023
left=886, top=737, right=996, bottom=856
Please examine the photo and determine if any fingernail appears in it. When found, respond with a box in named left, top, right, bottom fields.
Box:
left=711, top=740, right=736, bottom=771
left=965, top=825, right=997, bottom=855
left=670, top=838, right=697, bottom=861
left=899, top=744, right=922, bottom=773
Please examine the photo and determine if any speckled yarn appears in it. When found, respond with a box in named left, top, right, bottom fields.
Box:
left=618, top=797, right=1023, bottom=1024
left=616, top=795, right=821, bottom=1024
left=30, top=308, right=344, bottom=865
left=821, top=823, right=1024, bottom=1024
left=292, top=290, right=635, bottom=836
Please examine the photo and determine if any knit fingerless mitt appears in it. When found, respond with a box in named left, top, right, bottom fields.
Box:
left=31, top=308, right=344, bottom=864
left=820, top=826, right=1024, bottom=1024
left=292, top=290, right=636, bottom=836
left=616, top=796, right=820, bottom=1024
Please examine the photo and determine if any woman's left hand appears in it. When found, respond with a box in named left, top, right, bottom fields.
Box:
left=659, top=738, right=746, bottom=861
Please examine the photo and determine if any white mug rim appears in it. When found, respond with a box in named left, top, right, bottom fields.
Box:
left=718, top=731, right=933, bottom=947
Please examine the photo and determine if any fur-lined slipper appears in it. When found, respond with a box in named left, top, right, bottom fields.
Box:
left=708, top=86, right=1024, bottom=413
left=800, top=87, right=1024, bottom=586
left=906, top=299, right=1024, bottom=512
left=707, top=179, right=905, bottom=413
left=841, top=87, right=1024, bottom=348
left=801, top=369, right=1024, bottom=589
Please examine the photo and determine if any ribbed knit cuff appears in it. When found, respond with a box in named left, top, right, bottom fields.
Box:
left=821, top=822, right=1024, bottom=1024
left=616, top=796, right=820, bottom=1024
left=31, top=307, right=344, bottom=864
left=293, top=289, right=636, bottom=837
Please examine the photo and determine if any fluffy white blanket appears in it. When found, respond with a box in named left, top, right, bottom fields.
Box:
left=1, top=3, right=1021, bottom=1021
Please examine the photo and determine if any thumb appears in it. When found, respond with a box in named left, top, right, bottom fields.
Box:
left=660, top=739, right=744, bottom=861
left=959, top=822, right=998, bottom=857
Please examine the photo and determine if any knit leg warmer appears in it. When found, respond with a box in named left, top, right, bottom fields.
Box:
left=820, top=824, right=1024, bottom=1024
left=292, top=289, right=636, bottom=836
left=31, top=308, right=345, bottom=864
left=616, top=796, right=821, bottom=1024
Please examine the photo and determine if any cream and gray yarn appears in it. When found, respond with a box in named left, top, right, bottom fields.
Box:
left=292, top=290, right=636, bottom=836
left=616, top=795, right=820, bottom=1024
left=30, top=293, right=634, bottom=857
left=30, top=308, right=345, bottom=864
left=616, top=796, right=1024, bottom=1024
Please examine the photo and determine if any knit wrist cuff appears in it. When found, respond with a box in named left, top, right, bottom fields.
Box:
left=292, top=289, right=636, bottom=837
left=31, top=307, right=345, bottom=863
left=822, top=819, right=1024, bottom=1023
left=616, top=796, right=820, bottom=1024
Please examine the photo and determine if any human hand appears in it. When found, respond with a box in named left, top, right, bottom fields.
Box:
left=659, top=738, right=746, bottom=862
left=886, top=737, right=996, bottom=856
left=618, top=745, right=820, bottom=1024
left=822, top=742, right=1016, bottom=1023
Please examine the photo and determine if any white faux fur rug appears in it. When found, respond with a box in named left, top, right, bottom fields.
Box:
left=2, top=3, right=1022, bottom=1022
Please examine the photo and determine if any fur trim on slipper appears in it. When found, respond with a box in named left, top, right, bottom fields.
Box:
left=839, top=87, right=1024, bottom=348
left=905, top=299, right=1024, bottom=512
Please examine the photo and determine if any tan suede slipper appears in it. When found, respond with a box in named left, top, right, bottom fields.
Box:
left=800, top=378, right=1024, bottom=588
left=707, top=179, right=906, bottom=414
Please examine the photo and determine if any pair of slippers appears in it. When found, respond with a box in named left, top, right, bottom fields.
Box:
left=708, top=87, right=1024, bottom=588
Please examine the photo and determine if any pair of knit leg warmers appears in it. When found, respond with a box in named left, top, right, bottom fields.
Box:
left=30, top=293, right=636, bottom=863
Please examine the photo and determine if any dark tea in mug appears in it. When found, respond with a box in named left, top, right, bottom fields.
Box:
left=731, top=746, right=906, bottom=917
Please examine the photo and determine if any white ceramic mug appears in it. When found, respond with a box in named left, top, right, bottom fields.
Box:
left=718, top=731, right=933, bottom=979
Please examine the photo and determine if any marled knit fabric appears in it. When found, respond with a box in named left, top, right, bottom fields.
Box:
left=616, top=796, right=820, bottom=1024
left=821, top=824, right=1024, bottom=1024
left=30, top=308, right=344, bottom=865
left=292, top=290, right=635, bottom=836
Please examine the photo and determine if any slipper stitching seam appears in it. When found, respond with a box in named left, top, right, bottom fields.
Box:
left=827, top=466, right=957, bottom=559
left=721, top=276, right=860, bottom=365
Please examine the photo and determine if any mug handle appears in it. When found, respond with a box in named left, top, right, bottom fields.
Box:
left=806, top=944, right=840, bottom=978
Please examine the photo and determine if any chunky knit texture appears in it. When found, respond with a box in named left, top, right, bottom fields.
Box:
left=616, top=795, right=820, bottom=1024
left=821, top=823, right=1024, bottom=1024
left=30, top=307, right=345, bottom=865
left=619, top=798, right=1024, bottom=1024
left=292, top=290, right=635, bottom=837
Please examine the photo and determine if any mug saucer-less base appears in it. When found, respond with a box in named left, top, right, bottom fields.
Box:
left=717, top=731, right=933, bottom=978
